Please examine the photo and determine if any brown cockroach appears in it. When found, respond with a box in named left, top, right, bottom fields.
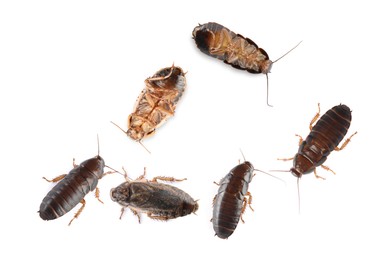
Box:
left=279, top=103, right=357, bottom=210
left=212, top=161, right=254, bottom=239
left=192, top=22, right=301, bottom=106
left=38, top=139, right=111, bottom=225
left=212, top=154, right=282, bottom=239
left=110, top=168, right=198, bottom=222
left=111, top=65, right=186, bottom=152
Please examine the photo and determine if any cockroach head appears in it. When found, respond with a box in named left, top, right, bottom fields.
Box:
left=261, top=60, right=273, bottom=74
left=110, top=183, right=130, bottom=204
left=290, top=167, right=303, bottom=178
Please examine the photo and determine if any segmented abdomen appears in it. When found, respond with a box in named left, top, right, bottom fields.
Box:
left=295, top=104, right=352, bottom=174
left=39, top=165, right=100, bottom=220
left=309, top=104, right=351, bottom=155
left=213, top=162, right=253, bottom=239
left=213, top=180, right=244, bottom=239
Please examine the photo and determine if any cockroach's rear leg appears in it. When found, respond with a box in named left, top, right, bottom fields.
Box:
left=334, top=131, right=358, bottom=151
left=240, top=191, right=254, bottom=223
left=320, top=165, right=336, bottom=175
left=68, top=199, right=86, bottom=226
left=151, top=176, right=187, bottom=183
left=309, top=103, right=321, bottom=131
left=42, top=174, right=67, bottom=183
left=313, top=168, right=326, bottom=180
left=147, top=212, right=170, bottom=221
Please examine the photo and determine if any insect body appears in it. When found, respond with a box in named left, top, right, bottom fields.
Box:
left=111, top=65, right=186, bottom=149
left=212, top=161, right=254, bottom=239
left=110, top=170, right=198, bottom=222
left=192, top=22, right=300, bottom=106
left=193, top=22, right=272, bottom=74
left=278, top=104, right=357, bottom=211
left=289, top=104, right=357, bottom=179
left=39, top=155, right=105, bottom=225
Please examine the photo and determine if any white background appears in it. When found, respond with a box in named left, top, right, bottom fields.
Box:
left=1, top=0, right=389, bottom=259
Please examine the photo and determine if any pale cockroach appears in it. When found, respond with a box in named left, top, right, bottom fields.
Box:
left=111, top=65, right=186, bottom=152
left=192, top=22, right=301, bottom=106
left=110, top=168, right=198, bottom=222
left=278, top=103, right=357, bottom=211
left=38, top=138, right=113, bottom=225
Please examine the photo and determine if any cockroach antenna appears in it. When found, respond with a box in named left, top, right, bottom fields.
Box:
left=265, top=40, right=302, bottom=107
left=297, top=177, right=301, bottom=214
left=239, top=149, right=285, bottom=183
left=138, top=140, right=151, bottom=154
left=273, top=41, right=302, bottom=64
left=110, top=121, right=151, bottom=154
left=96, top=134, right=100, bottom=156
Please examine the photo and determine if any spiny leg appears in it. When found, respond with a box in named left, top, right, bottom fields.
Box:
left=119, top=207, right=126, bottom=220
left=151, top=176, right=187, bottom=183
left=130, top=209, right=142, bottom=223
left=320, top=164, right=336, bottom=175
left=334, top=131, right=357, bottom=151
left=309, top=103, right=321, bottom=131
left=42, top=174, right=66, bottom=183
left=147, top=212, right=170, bottom=221
left=146, top=64, right=175, bottom=82
left=313, top=168, right=326, bottom=180
left=240, top=192, right=254, bottom=223
left=68, top=199, right=86, bottom=226
left=95, top=187, right=104, bottom=204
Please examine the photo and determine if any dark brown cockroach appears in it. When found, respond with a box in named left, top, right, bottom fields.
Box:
left=110, top=169, right=198, bottom=222
left=38, top=140, right=110, bottom=225
left=192, top=22, right=301, bottom=106
left=111, top=65, right=186, bottom=152
left=212, top=161, right=254, bottom=239
left=278, top=104, right=357, bottom=210
left=212, top=156, right=280, bottom=239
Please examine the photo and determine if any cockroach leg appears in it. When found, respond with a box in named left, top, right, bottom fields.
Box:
left=68, top=199, right=86, bottom=226
left=130, top=208, right=141, bottom=223
left=151, top=176, right=187, bottom=183
left=119, top=207, right=126, bottom=220
left=42, top=174, right=67, bottom=183
left=313, top=168, right=326, bottom=180
left=154, top=105, right=174, bottom=116
left=295, top=134, right=304, bottom=145
left=146, top=65, right=175, bottom=82
left=320, top=165, right=336, bottom=175
left=72, top=158, right=79, bottom=168
left=246, top=191, right=254, bottom=212
left=309, top=103, right=321, bottom=130
left=277, top=157, right=294, bottom=161
left=95, top=187, right=104, bottom=204
left=334, top=131, right=358, bottom=151
left=147, top=212, right=170, bottom=221
left=145, top=93, right=156, bottom=107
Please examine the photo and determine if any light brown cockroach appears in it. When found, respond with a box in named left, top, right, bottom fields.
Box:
left=192, top=22, right=301, bottom=106
left=111, top=65, right=186, bottom=151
